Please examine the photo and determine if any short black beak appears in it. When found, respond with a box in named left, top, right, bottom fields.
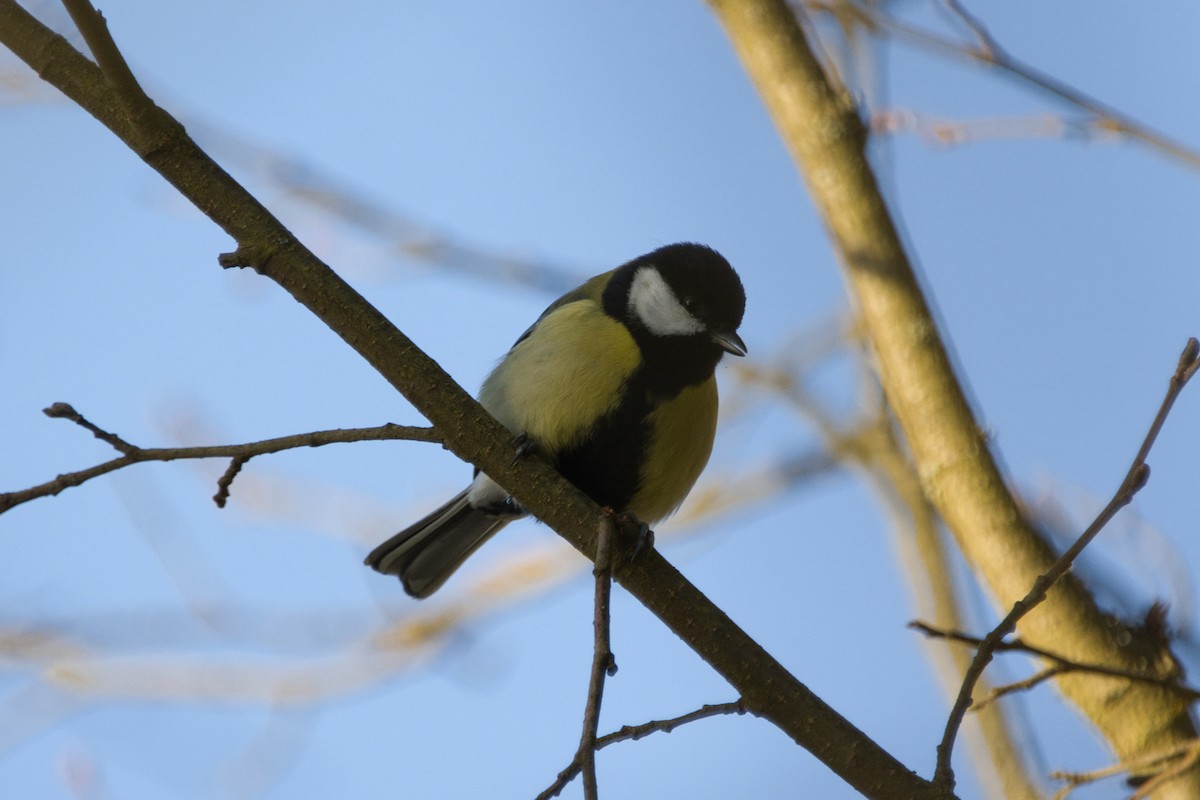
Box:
left=711, top=330, right=747, bottom=357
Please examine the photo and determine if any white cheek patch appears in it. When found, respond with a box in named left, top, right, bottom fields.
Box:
left=628, top=267, right=704, bottom=337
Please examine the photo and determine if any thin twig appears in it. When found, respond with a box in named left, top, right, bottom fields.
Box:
left=1132, top=741, right=1200, bottom=799
left=597, top=700, right=749, bottom=746
left=872, top=108, right=1085, bottom=148
left=213, top=455, right=249, bottom=508
left=937, top=0, right=998, bottom=57
left=0, top=404, right=439, bottom=514
left=1050, top=756, right=1134, bottom=799
left=578, top=515, right=619, bottom=800
left=43, top=401, right=139, bottom=455
left=912, top=622, right=1200, bottom=702
left=811, top=0, right=1200, bottom=170
left=1050, top=738, right=1200, bottom=800
left=536, top=701, right=748, bottom=800
left=933, top=338, right=1200, bottom=788
left=199, top=123, right=585, bottom=294
left=972, top=666, right=1066, bottom=710
left=539, top=515, right=623, bottom=800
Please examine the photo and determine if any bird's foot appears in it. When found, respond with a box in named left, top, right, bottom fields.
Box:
left=509, top=432, right=538, bottom=467
left=602, top=508, right=655, bottom=567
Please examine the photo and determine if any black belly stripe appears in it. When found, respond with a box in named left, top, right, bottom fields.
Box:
left=552, top=382, right=652, bottom=512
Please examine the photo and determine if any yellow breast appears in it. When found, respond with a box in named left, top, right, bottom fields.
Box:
left=478, top=300, right=641, bottom=455
left=629, top=377, right=718, bottom=523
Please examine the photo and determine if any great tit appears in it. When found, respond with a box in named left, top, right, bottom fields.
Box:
left=366, top=242, right=746, bottom=597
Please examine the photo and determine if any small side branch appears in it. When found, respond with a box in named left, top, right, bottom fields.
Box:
left=937, top=0, right=999, bottom=58
left=60, top=0, right=155, bottom=125
left=815, top=0, right=1200, bottom=170
left=912, top=621, right=1200, bottom=705
left=933, top=338, right=1200, bottom=787
left=1051, top=739, right=1200, bottom=800
left=43, top=401, right=139, bottom=454
left=537, top=701, right=749, bottom=800
left=213, top=455, right=249, bottom=508
left=0, top=403, right=439, bottom=515
left=61, top=0, right=146, bottom=98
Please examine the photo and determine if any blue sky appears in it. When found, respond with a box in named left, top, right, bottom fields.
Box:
left=2, top=2, right=1199, bottom=798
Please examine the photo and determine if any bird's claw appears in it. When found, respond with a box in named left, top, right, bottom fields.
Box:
left=509, top=432, right=537, bottom=467
left=602, top=508, right=654, bottom=566
left=626, top=515, right=654, bottom=562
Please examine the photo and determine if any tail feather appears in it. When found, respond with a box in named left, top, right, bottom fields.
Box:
left=365, top=490, right=513, bottom=598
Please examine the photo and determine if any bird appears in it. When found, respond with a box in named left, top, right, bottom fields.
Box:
left=365, top=242, right=746, bottom=597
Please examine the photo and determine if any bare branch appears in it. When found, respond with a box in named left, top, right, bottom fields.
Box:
left=912, top=621, right=1200, bottom=703
left=937, top=0, right=999, bottom=58
left=0, top=406, right=439, bottom=514
left=217, top=140, right=585, bottom=295
left=871, top=108, right=1089, bottom=148
left=576, top=515, right=619, bottom=800
left=934, top=338, right=1200, bottom=786
left=537, top=701, right=750, bottom=800
left=59, top=0, right=152, bottom=120
left=973, top=666, right=1067, bottom=711
left=213, top=455, right=249, bottom=508
left=712, top=2, right=1200, bottom=791
left=597, top=700, right=750, bottom=746
left=43, top=401, right=138, bottom=455
left=1051, top=739, right=1200, bottom=800
left=808, top=0, right=1200, bottom=170
left=743, top=350, right=1044, bottom=796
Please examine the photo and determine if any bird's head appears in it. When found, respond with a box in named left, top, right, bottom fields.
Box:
left=611, top=242, right=747, bottom=359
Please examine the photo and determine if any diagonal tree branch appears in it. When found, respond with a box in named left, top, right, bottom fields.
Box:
left=932, top=338, right=1200, bottom=782
left=709, top=0, right=1199, bottom=795
left=0, top=3, right=946, bottom=797
left=739, top=352, right=1044, bottom=799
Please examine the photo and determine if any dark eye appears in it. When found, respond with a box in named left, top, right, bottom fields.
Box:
left=682, top=296, right=697, bottom=311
